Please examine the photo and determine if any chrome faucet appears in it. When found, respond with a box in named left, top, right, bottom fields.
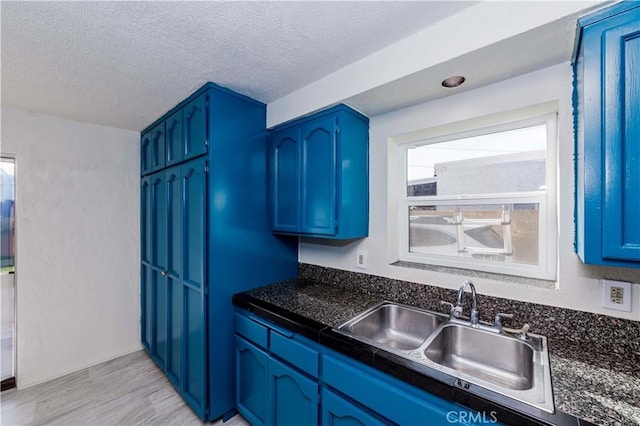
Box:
left=441, top=280, right=480, bottom=325
left=441, top=280, right=519, bottom=334
left=456, top=280, right=479, bottom=326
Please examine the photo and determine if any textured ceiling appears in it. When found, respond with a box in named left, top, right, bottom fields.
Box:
left=1, top=1, right=478, bottom=131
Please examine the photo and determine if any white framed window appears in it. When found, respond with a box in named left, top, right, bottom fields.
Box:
left=395, top=112, right=557, bottom=280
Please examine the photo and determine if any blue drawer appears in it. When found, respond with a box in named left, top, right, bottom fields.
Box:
left=270, top=330, right=319, bottom=378
left=234, top=313, right=268, bottom=349
left=323, top=354, right=476, bottom=426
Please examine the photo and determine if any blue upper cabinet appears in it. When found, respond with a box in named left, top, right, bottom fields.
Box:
left=141, top=123, right=166, bottom=175
left=270, top=105, right=369, bottom=239
left=165, top=110, right=183, bottom=167
left=574, top=3, right=640, bottom=267
left=182, top=93, right=209, bottom=161
left=142, top=92, right=209, bottom=175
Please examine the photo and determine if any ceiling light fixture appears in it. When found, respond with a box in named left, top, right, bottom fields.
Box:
left=441, top=76, right=466, bottom=88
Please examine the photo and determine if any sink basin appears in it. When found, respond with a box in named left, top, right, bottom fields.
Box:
left=337, top=302, right=444, bottom=350
left=424, top=324, right=533, bottom=390
left=334, top=301, right=554, bottom=415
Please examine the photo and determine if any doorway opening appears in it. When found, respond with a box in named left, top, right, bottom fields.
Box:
left=1, top=156, right=16, bottom=390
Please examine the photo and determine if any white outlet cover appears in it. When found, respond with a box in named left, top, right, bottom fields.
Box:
left=601, top=279, right=632, bottom=312
left=356, top=250, right=368, bottom=269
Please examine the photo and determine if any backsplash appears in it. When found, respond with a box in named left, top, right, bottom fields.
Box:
left=299, top=263, right=640, bottom=373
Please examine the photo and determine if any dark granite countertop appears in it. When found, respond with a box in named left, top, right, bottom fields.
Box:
left=235, top=277, right=640, bottom=426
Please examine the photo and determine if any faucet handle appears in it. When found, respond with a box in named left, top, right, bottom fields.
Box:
left=493, top=313, right=513, bottom=331
left=440, top=301, right=454, bottom=313
left=441, top=301, right=463, bottom=318
left=516, top=323, right=531, bottom=341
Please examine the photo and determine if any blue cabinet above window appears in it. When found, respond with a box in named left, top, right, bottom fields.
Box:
left=269, top=105, right=369, bottom=239
left=573, top=2, right=640, bottom=267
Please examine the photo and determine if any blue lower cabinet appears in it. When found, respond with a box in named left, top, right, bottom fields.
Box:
left=270, top=358, right=318, bottom=426
left=233, top=310, right=494, bottom=426
left=236, top=336, right=270, bottom=426
left=321, top=388, right=386, bottom=426
left=234, top=330, right=319, bottom=426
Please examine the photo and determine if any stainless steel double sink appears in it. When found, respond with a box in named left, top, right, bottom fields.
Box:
left=336, top=301, right=554, bottom=414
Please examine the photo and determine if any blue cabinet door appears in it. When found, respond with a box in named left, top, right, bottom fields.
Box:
left=183, top=93, right=208, bottom=162
left=149, top=123, right=166, bottom=173
left=235, top=336, right=270, bottom=426
left=321, top=389, right=386, bottom=426
left=141, top=133, right=152, bottom=176
left=141, top=125, right=165, bottom=175
left=149, top=172, right=168, bottom=369
left=601, top=17, right=640, bottom=262
left=141, top=264, right=152, bottom=353
left=180, top=159, right=208, bottom=419
left=271, top=128, right=300, bottom=233
left=165, top=111, right=184, bottom=167
left=165, top=167, right=182, bottom=389
left=575, top=4, right=640, bottom=267
left=300, top=117, right=337, bottom=236
left=140, top=177, right=152, bottom=352
left=270, top=358, right=318, bottom=426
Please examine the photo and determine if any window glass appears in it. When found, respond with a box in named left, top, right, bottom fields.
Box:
left=407, top=124, right=547, bottom=196
left=409, top=203, right=539, bottom=265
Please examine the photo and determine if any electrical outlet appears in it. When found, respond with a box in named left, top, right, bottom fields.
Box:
left=356, top=250, right=368, bottom=269
left=601, top=279, right=631, bottom=312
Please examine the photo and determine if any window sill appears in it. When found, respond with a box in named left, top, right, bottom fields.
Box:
left=391, top=260, right=556, bottom=289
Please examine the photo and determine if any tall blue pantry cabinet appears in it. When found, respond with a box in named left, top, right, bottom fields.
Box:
left=140, top=83, right=298, bottom=421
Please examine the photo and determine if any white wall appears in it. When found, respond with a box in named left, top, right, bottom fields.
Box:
left=1, top=107, right=141, bottom=388
left=299, top=63, right=640, bottom=321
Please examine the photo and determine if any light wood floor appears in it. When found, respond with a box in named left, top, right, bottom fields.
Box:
left=0, top=350, right=250, bottom=426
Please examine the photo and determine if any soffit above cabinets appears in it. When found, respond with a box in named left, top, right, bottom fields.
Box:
left=345, top=13, right=583, bottom=119
left=267, top=1, right=607, bottom=127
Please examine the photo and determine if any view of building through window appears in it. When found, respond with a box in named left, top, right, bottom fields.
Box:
left=407, top=124, right=547, bottom=196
